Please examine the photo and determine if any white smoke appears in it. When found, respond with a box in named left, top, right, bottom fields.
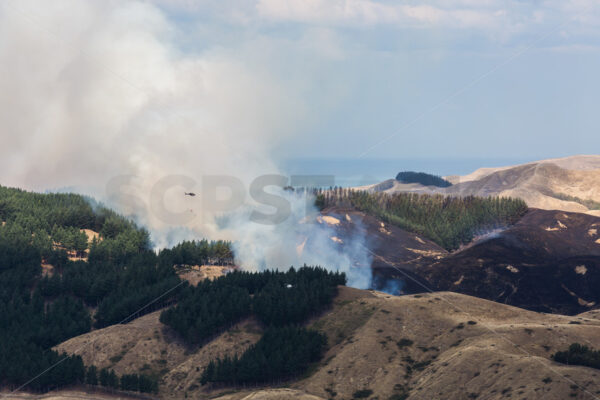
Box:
left=225, top=190, right=372, bottom=288
left=0, top=0, right=372, bottom=288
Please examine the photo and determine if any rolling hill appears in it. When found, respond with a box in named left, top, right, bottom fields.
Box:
left=36, top=286, right=600, bottom=399
left=361, top=155, right=600, bottom=216
left=3, top=167, right=600, bottom=399
left=420, top=209, right=600, bottom=314
left=321, top=206, right=600, bottom=315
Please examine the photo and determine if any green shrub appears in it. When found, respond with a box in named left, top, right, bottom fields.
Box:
left=353, top=389, right=374, bottom=398
left=395, top=171, right=452, bottom=187
left=552, top=343, right=600, bottom=369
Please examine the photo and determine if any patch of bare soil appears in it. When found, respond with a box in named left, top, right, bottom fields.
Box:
left=176, top=265, right=232, bottom=286
left=81, top=229, right=101, bottom=243
left=41, top=263, right=54, bottom=277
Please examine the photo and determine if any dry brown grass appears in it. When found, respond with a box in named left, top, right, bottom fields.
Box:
left=0, top=389, right=148, bottom=400
left=292, top=289, right=600, bottom=400
left=367, top=156, right=600, bottom=216
left=53, top=286, right=600, bottom=400
left=55, top=311, right=262, bottom=399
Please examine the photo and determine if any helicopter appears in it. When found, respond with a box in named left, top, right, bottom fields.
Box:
left=184, top=192, right=196, bottom=197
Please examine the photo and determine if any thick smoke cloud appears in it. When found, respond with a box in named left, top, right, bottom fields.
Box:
left=0, top=1, right=295, bottom=189
left=0, top=0, right=371, bottom=288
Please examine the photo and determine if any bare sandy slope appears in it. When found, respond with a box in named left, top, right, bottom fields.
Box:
left=364, top=155, right=600, bottom=215
left=50, top=286, right=600, bottom=400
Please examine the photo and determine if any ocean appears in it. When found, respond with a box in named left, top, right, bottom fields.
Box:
left=280, top=157, right=534, bottom=188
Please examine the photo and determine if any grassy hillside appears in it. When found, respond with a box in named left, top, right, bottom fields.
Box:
left=549, top=191, right=600, bottom=210
left=54, top=286, right=600, bottom=400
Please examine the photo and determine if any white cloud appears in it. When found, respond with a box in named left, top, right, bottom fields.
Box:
left=144, top=0, right=600, bottom=48
left=253, top=0, right=600, bottom=42
left=255, top=0, right=509, bottom=30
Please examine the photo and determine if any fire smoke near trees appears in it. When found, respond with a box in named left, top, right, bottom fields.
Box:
left=0, top=0, right=372, bottom=288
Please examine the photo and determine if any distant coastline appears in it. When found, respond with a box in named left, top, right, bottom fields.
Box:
left=281, top=156, right=535, bottom=187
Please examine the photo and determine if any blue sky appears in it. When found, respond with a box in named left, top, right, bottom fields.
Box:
left=153, top=0, right=600, bottom=162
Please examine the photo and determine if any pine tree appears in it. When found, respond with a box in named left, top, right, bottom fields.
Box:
left=86, top=365, right=98, bottom=386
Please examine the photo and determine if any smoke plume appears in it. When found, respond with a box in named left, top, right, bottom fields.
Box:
left=0, top=0, right=372, bottom=288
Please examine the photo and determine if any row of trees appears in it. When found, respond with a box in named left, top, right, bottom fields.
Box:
left=160, top=266, right=346, bottom=345
left=159, top=239, right=233, bottom=266
left=85, top=366, right=158, bottom=394
left=200, top=326, right=327, bottom=385
left=550, top=191, right=600, bottom=211
left=316, top=189, right=528, bottom=250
